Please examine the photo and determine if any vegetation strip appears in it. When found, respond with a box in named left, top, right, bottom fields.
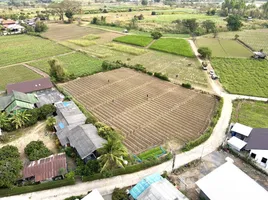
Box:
left=113, top=35, right=153, bottom=47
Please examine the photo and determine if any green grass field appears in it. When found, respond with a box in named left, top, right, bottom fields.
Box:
left=0, top=65, right=42, bottom=91
left=211, top=58, right=268, bottom=97
left=196, top=38, right=252, bottom=58
left=231, top=100, right=268, bottom=128
left=138, top=146, right=165, bottom=160
left=113, top=35, right=153, bottom=47
left=149, top=38, right=194, bottom=57
left=29, top=52, right=103, bottom=77
left=0, top=35, right=71, bottom=67
left=106, top=42, right=148, bottom=55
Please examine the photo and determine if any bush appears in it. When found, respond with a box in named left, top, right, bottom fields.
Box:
left=198, top=47, right=212, bottom=59
left=0, top=179, right=75, bottom=197
left=182, top=83, right=192, bottom=89
left=34, top=21, right=48, bottom=33
left=102, top=60, right=122, bottom=71
left=112, top=188, right=128, bottom=200
left=38, top=104, right=56, bottom=120
left=24, top=140, right=52, bottom=161
left=151, top=31, right=162, bottom=39
left=151, top=11, right=156, bottom=15
left=153, top=72, right=169, bottom=81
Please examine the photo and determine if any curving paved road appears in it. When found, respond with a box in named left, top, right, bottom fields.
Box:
left=1, top=41, right=267, bottom=200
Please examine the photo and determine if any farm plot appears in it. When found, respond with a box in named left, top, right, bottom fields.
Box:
left=231, top=100, right=268, bottom=128
left=0, top=65, right=42, bottom=91
left=113, top=35, right=153, bottom=47
left=211, top=58, right=268, bottom=97
left=196, top=38, right=252, bottom=58
left=0, top=35, right=71, bottom=67
left=61, top=68, right=217, bottom=153
left=149, top=38, right=194, bottom=57
left=29, top=52, right=103, bottom=77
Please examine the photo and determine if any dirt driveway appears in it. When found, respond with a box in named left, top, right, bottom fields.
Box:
left=0, top=122, right=58, bottom=164
left=170, top=150, right=268, bottom=200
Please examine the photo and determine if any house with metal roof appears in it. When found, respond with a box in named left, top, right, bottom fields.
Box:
left=230, top=123, right=253, bottom=140
left=0, top=91, right=38, bottom=114
left=130, top=173, right=188, bottom=200
left=246, top=128, right=268, bottom=169
left=196, top=158, right=268, bottom=200
left=22, top=153, right=67, bottom=183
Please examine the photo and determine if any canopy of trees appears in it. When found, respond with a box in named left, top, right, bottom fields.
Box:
left=24, top=140, right=52, bottom=161
left=226, top=15, right=243, bottom=31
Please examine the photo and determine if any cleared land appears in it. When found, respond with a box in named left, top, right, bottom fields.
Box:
left=215, top=29, right=268, bottom=53
left=0, top=35, right=70, bottom=67
left=196, top=38, right=252, bottom=58
left=113, top=35, right=153, bottom=47
left=61, top=68, right=216, bottom=153
left=231, top=100, right=268, bottom=128
left=149, top=38, right=194, bottom=57
left=211, top=58, right=268, bottom=97
left=29, top=52, right=103, bottom=77
left=0, top=65, right=42, bottom=91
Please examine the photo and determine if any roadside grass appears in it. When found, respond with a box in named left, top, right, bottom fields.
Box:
left=231, top=100, right=268, bottom=128
left=0, top=35, right=71, bottom=67
left=149, top=38, right=194, bottom=57
left=113, top=35, right=153, bottom=47
left=106, top=42, right=148, bottom=55
left=29, top=52, right=103, bottom=77
left=211, top=58, right=268, bottom=97
left=68, top=39, right=96, bottom=47
left=138, top=146, right=165, bottom=160
left=196, top=38, right=252, bottom=58
left=0, top=65, right=42, bottom=91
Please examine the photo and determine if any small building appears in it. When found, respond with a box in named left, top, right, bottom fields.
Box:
left=253, top=51, right=266, bottom=59
left=130, top=173, right=188, bottom=200
left=230, top=123, right=252, bottom=140
left=82, top=189, right=104, bottom=200
left=0, top=91, right=38, bottom=114
left=2, top=19, right=16, bottom=26
left=22, top=153, right=67, bottom=183
left=6, top=24, right=25, bottom=34
left=227, top=136, right=247, bottom=151
left=6, top=78, right=54, bottom=94
left=246, top=128, right=268, bottom=169
left=196, top=159, right=268, bottom=200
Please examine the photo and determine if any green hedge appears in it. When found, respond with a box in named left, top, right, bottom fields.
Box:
left=0, top=179, right=75, bottom=197
left=82, top=153, right=172, bottom=182
left=181, top=83, right=192, bottom=89
left=153, top=72, right=169, bottom=81
left=182, top=97, right=223, bottom=152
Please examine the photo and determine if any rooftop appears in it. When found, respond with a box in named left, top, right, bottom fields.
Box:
left=227, top=136, right=247, bottom=151
left=231, top=123, right=253, bottom=137
left=36, top=89, right=64, bottom=107
left=82, top=189, right=104, bottom=200
left=6, top=77, right=53, bottom=94
left=246, top=128, right=268, bottom=150
left=196, top=160, right=268, bottom=200
left=23, top=153, right=67, bottom=182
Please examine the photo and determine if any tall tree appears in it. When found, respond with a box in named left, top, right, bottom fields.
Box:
left=11, top=111, right=31, bottom=129
left=48, top=59, right=66, bottom=82
left=202, top=20, right=216, bottom=33
left=262, top=2, right=268, bottom=18
left=98, top=139, right=128, bottom=173
left=226, top=15, right=243, bottom=31
left=182, top=19, right=198, bottom=33
left=0, top=112, right=9, bottom=129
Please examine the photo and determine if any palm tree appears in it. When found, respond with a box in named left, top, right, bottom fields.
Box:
left=46, top=117, right=56, bottom=131
left=0, top=112, right=9, bottom=128
left=11, top=111, right=31, bottom=129
left=98, top=139, right=128, bottom=173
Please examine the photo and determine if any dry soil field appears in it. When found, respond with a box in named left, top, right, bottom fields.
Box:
left=61, top=68, right=217, bottom=153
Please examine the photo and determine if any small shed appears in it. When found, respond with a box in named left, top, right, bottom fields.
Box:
left=230, top=123, right=252, bottom=139
left=227, top=136, right=247, bottom=151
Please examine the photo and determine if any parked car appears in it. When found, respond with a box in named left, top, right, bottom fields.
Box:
left=209, top=70, right=214, bottom=75
left=211, top=74, right=219, bottom=80
left=202, top=65, right=208, bottom=70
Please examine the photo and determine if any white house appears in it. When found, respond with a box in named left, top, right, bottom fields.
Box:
left=245, top=128, right=268, bottom=169
left=196, top=158, right=268, bottom=200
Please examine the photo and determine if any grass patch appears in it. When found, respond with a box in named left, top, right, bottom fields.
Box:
left=149, top=38, right=194, bottom=57
left=138, top=146, right=165, bottom=160
left=106, top=42, right=148, bottom=55
left=29, top=52, right=103, bottom=77
left=231, top=100, right=268, bottom=128
left=211, top=58, right=268, bottom=97
left=82, top=34, right=100, bottom=40
left=196, top=38, right=252, bottom=58
left=0, top=35, right=71, bottom=67
left=0, top=179, right=75, bottom=197
left=68, top=39, right=96, bottom=47
left=113, top=35, right=153, bottom=47
left=0, top=65, right=42, bottom=91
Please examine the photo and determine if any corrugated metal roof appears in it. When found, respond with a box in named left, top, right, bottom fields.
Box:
left=23, top=153, right=67, bottom=182
left=6, top=78, right=53, bottom=94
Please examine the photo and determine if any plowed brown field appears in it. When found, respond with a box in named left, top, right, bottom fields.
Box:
left=61, top=68, right=217, bottom=153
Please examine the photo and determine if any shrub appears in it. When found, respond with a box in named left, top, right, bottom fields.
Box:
left=34, top=21, right=48, bottom=33
left=24, top=140, right=52, bottom=161
left=151, top=31, right=162, bottom=39
left=102, top=60, right=121, bottom=71
left=112, top=188, right=128, bottom=200
left=151, top=11, right=156, bottom=15
left=198, top=47, right=212, bottom=59
left=147, top=71, right=153, bottom=76
left=38, top=104, right=56, bottom=120
left=153, top=72, right=169, bottom=81
left=182, top=83, right=192, bottom=89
